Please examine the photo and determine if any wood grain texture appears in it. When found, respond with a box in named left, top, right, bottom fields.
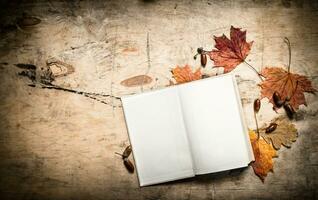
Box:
left=0, top=0, right=317, bottom=199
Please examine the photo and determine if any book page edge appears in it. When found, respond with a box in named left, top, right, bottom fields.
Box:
left=231, top=74, right=255, bottom=163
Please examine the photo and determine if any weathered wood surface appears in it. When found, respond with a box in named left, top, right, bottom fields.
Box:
left=0, top=0, right=317, bottom=199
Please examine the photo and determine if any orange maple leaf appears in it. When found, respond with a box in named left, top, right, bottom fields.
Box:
left=260, top=67, right=316, bottom=110
left=208, top=26, right=253, bottom=73
left=171, top=65, right=202, bottom=84
left=249, top=130, right=277, bottom=181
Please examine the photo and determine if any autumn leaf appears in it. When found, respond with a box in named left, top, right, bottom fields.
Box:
left=260, top=67, right=316, bottom=110
left=249, top=130, right=277, bottom=181
left=171, top=65, right=202, bottom=84
left=260, top=116, right=298, bottom=150
left=208, top=26, right=253, bottom=73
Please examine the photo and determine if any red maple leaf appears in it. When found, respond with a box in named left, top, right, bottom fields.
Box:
left=260, top=67, right=316, bottom=110
left=208, top=26, right=253, bottom=73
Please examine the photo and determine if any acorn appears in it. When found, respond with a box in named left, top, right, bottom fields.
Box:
left=122, top=145, right=132, bottom=158
left=200, top=54, right=207, bottom=67
left=284, top=103, right=295, bottom=119
left=254, top=99, right=261, bottom=113
left=265, top=123, right=278, bottom=134
left=273, top=92, right=284, bottom=108
left=123, top=158, right=134, bottom=173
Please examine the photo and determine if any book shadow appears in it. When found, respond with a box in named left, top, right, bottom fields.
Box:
left=195, top=167, right=248, bottom=183
left=156, top=167, right=249, bottom=187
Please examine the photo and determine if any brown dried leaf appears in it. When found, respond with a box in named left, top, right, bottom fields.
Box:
left=260, top=67, right=316, bottom=111
left=260, top=116, right=298, bottom=150
left=171, top=65, right=201, bottom=84
left=120, top=75, right=152, bottom=87
left=250, top=130, right=277, bottom=181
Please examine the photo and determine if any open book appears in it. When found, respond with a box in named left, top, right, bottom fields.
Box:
left=121, top=73, right=254, bottom=186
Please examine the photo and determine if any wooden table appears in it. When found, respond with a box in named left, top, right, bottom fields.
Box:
left=0, top=0, right=317, bottom=199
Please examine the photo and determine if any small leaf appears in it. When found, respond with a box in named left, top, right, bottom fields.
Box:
left=249, top=130, right=277, bottom=181
left=171, top=65, right=201, bottom=84
left=260, top=116, right=298, bottom=150
left=120, top=75, right=152, bottom=87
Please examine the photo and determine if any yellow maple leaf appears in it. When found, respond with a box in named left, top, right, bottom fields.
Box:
left=249, top=130, right=277, bottom=181
left=171, top=65, right=202, bottom=84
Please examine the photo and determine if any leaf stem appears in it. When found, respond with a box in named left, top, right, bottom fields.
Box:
left=243, top=60, right=264, bottom=81
left=254, top=111, right=260, bottom=140
left=284, top=37, right=291, bottom=73
left=115, top=152, right=123, bottom=157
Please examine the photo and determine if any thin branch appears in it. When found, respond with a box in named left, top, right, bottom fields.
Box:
left=243, top=60, right=264, bottom=81
left=284, top=37, right=291, bottom=73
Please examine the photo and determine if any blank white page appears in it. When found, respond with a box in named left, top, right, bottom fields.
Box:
left=178, top=74, right=254, bottom=174
left=121, top=87, right=194, bottom=186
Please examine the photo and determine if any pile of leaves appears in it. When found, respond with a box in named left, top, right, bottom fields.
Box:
left=170, top=26, right=316, bottom=181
